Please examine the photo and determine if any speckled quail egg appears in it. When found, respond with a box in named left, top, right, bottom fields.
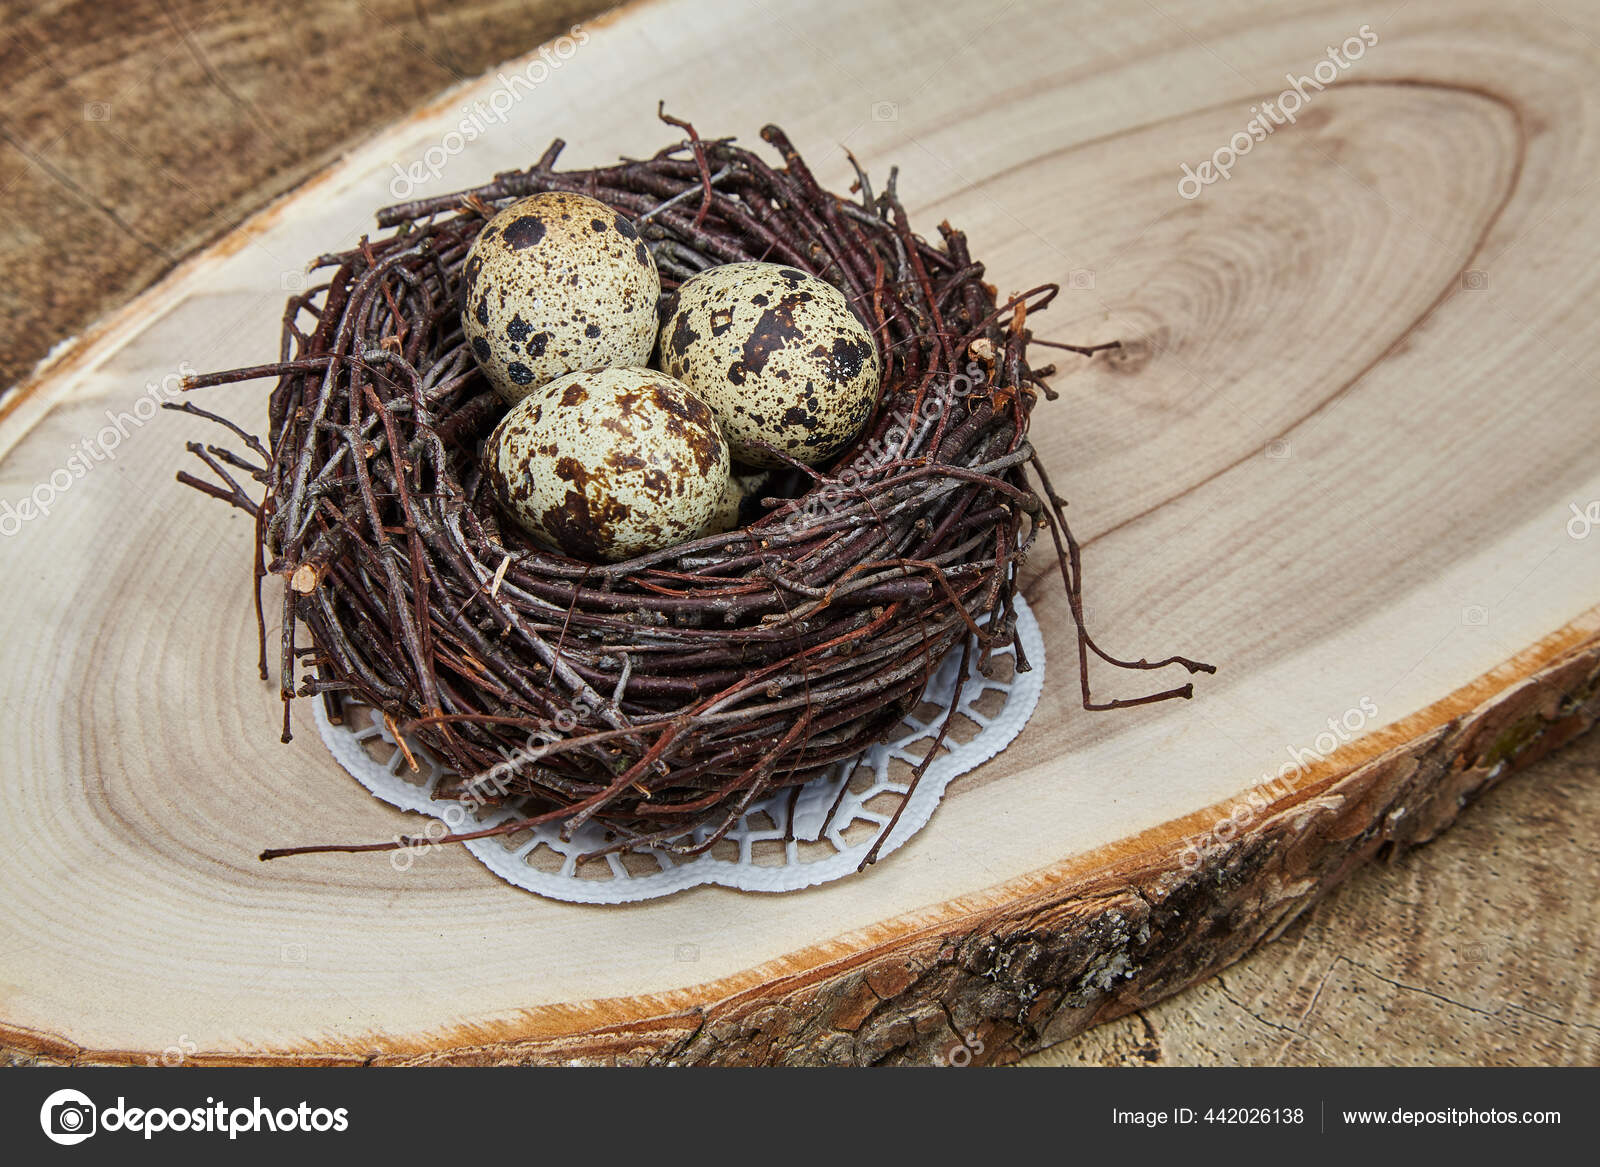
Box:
left=487, top=366, right=730, bottom=562
left=462, top=191, right=660, bottom=403
left=699, top=466, right=772, bottom=536
left=658, top=261, right=881, bottom=467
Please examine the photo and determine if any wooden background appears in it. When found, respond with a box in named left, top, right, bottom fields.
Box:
left=1, top=0, right=1594, bottom=1065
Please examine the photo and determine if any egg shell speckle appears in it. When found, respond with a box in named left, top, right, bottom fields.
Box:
left=488, top=366, right=730, bottom=562
left=658, top=261, right=881, bottom=467
left=462, top=191, right=660, bottom=403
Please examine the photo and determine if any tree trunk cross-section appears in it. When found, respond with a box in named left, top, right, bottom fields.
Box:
left=338, top=636, right=1600, bottom=1066
left=1031, top=721, right=1600, bottom=1068
left=3, top=0, right=1599, bottom=1066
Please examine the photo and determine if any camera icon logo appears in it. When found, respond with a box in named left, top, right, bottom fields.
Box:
left=1462, top=605, right=1489, bottom=626
left=40, top=1088, right=97, bottom=1145
left=871, top=100, right=899, bottom=122
left=1460, top=269, right=1487, bottom=291
left=1068, top=268, right=1095, bottom=290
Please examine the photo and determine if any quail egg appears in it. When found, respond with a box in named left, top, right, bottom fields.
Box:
left=658, top=261, right=881, bottom=467
left=699, top=466, right=772, bottom=535
left=462, top=191, right=660, bottom=403
left=487, top=366, right=730, bottom=562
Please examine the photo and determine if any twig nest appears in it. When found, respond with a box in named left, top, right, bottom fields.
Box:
left=487, top=366, right=730, bottom=562
left=178, top=121, right=1210, bottom=865
left=659, top=261, right=881, bottom=467
left=462, top=191, right=660, bottom=403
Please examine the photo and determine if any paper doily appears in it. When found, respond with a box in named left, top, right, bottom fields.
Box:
left=314, top=595, right=1043, bottom=903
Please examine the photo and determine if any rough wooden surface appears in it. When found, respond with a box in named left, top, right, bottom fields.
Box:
left=378, top=638, right=1600, bottom=1066
left=339, top=636, right=1600, bottom=1065
left=7, top=634, right=1594, bottom=1067
left=3, top=0, right=1598, bottom=1067
left=0, top=0, right=602, bottom=394
left=1029, top=723, right=1600, bottom=1067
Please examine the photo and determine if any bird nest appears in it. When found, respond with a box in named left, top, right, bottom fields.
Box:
left=176, top=116, right=1211, bottom=868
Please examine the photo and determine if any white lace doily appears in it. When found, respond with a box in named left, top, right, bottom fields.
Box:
left=313, top=595, right=1042, bottom=902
